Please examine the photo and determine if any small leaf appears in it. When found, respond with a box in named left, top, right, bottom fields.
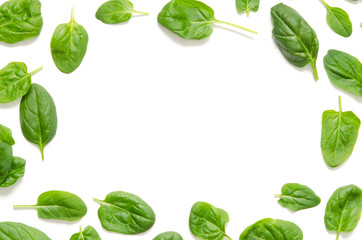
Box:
left=70, top=225, right=101, bottom=240
left=0, top=222, right=50, bottom=240
left=275, top=183, right=321, bottom=211
left=321, top=0, right=352, bottom=37
left=0, top=123, right=15, bottom=145
left=0, top=142, right=13, bottom=184
left=94, top=191, right=155, bottom=234
left=153, top=231, right=183, bottom=240
left=235, top=0, right=260, bottom=16
left=0, top=157, right=26, bottom=188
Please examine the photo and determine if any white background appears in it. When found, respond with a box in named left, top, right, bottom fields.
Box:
left=1, top=0, right=362, bottom=239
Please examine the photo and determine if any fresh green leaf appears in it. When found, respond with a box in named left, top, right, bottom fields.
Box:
left=0, top=62, right=42, bottom=103
left=0, top=142, right=13, bottom=184
left=153, top=231, right=183, bottom=240
left=320, top=0, right=352, bottom=37
left=70, top=225, right=101, bottom=240
left=0, top=0, right=43, bottom=44
left=275, top=183, right=321, bottom=211
left=235, top=0, right=260, bottom=16
left=239, top=218, right=303, bottom=240
left=321, top=96, right=360, bottom=167
left=323, top=49, right=362, bottom=96
left=0, top=157, right=26, bottom=188
left=96, top=0, right=149, bottom=24
left=157, top=0, right=257, bottom=40
left=189, top=201, right=231, bottom=240
left=271, top=3, right=319, bottom=80
left=20, top=83, right=57, bottom=160
left=0, top=222, right=50, bottom=240
left=94, top=191, right=155, bottom=234
left=325, top=185, right=362, bottom=240
left=0, top=124, right=15, bottom=145
left=51, top=8, right=89, bottom=73
left=13, top=190, right=88, bottom=222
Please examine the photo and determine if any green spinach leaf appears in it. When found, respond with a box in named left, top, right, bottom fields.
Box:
left=157, top=0, right=257, bottom=40
left=0, top=222, right=50, bottom=240
left=0, top=124, right=15, bottom=145
left=320, top=0, right=352, bottom=37
left=271, top=3, right=319, bottom=80
left=239, top=218, right=303, bottom=240
left=96, top=0, right=148, bottom=24
left=154, top=231, right=183, bottom=240
left=20, top=83, right=57, bottom=160
left=189, top=201, right=231, bottom=240
left=321, top=96, right=360, bottom=167
left=0, top=142, right=13, bottom=184
left=0, top=62, right=42, bottom=103
left=0, top=157, right=25, bottom=188
left=275, top=183, right=321, bottom=211
left=70, top=225, right=101, bottom=240
left=51, top=8, right=89, bottom=73
left=94, top=191, right=155, bottom=234
left=235, top=0, right=260, bottom=16
left=324, top=50, right=362, bottom=96
left=13, top=190, right=87, bottom=222
left=0, top=0, right=43, bottom=44
left=325, top=185, right=362, bottom=240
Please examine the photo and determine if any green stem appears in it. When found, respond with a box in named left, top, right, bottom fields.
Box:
left=70, top=7, right=75, bottom=24
left=225, top=234, right=233, bottom=240
left=30, top=66, right=43, bottom=76
left=246, top=8, right=250, bottom=17
left=93, top=198, right=103, bottom=204
left=13, top=205, right=36, bottom=208
left=320, top=0, right=330, bottom=9
left=79, top=226, right=84, bottom=238
left=338, top=96, right=342, bottom=112
left=214, top=19, right=257, bottom=34
left=274, top=194, right=283, bottom=198
left=336, top=231, right=340, bottom=240
left=311, top=59, right=319, bottom=81
left=132, top=10, right=149, bottom=15
left=40, top=147, right=44, bottom=161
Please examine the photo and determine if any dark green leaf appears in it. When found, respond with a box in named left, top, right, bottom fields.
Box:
left=271, top=3, right=319, bottom=80
left=94, top=191, right=155, bottom=234
left=239, top=218, right=303, bottom=240
left=0, top=124, right=15, bottom=145
left=96, top=0, right=148, bottom=24
left=0, top=222, right=50, bottom=240
left=275, top=183, right=321, bottom=211
left=235, top=0, right=260, bottom=16
left=20, top=83, right=57, bottom=160
left=321, top=0, right=352, bottom=37
left=153, top=231, right=183, bottom=240
left=13, top=190, right=88, bottom=222
left=70, top=225, right=101, bottom=240
left=324, top=49, right=362, bottom=96
left=0, top=0, right=43, bottom=44
left=325, top=185, right=362, bottom=240
left=51, top=8, right=88, bottom=73
left=0, top=62, right=42, bottom=103
left=0, top=142, right=12, bottom=184
left=321, top=96, right=360, bottom=167
left=189, top=201, right=231, bottom=240
left=0, top=157, right=25, bottom=188
left=157, top=0, right=256, bottom=40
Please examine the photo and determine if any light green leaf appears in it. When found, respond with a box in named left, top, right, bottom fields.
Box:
left=235, top=0, right=260, bottom=16
left=0, top=222, right=50, bottom=240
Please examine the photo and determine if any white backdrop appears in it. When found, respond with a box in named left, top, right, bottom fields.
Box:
left=1, top=0, right=362, bottom=239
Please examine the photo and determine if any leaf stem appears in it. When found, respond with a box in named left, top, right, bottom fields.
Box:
left=132, top=10, right=149, bottom=15
left=225, top=234, right=233, bottom=240
left=336, top=231, right=340, bottom=240
left=93, top=198, right=103, bottom=204
left=13, top=205, right=36, bottom=208
left=311, top=59, right=319, bottom=81
left=320, top=0, right=330, bottom=9
left=338, top=96, right=342, bottom=112
left=30, top=66, right=43, bottom=76
left=40, top=146, right=44, bottom=161
left=214, top=20, right=257, bottom=34
left=274, top=194, right=283, bottom=198
left=70, top=7, right=75, bottom=24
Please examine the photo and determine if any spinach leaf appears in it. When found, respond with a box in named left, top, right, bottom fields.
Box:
left=0, top=124, right=15, bottom=145
left=94, top=191, right=155, bottom=234
left=157, top=0, right=257, bottom=40
left=239, top=218, right=303, bottom=240
left=13, top=190, right=87, bottom=222
left=20, top=83, right=57, bottom=160
left=321, top=96, right=360, bottom=167
left=189, top=201, right=231, bottom=240
left=235, top=0, right=260, bottom=16
left=0, top=62, right=42, bottom=103
left=324, top=50, right=362, bottom=96
left=154, top=231, right=183, bottom=240
left=271, top=3, right=319, bottom=80
left=320, top=0, right=352, bottom=37
left=325, top=185, right=362, bottom=240
left=0, top=0, right=43, bottom=44
left=70, top=225, right=101, bottom=240
left=0, top=142, right=13, bottom=184
left=275, top=183, right=321, bottom=211
left=51, top=8, right=89, bottom=74
left=96, top=0, right=149, bottom=24
left=0, top=222, right=50, bottom=240
left=0, top=157, right=25, bottom=188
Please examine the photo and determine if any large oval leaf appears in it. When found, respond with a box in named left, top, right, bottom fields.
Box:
left=325, top=185, right=362, bottom=240
left=0, top=222, right=50, bottom=240
left=0, top=157, right=26, bottom=188
left=70, top=225, right=101, bottom=240
left=153, top=231, right=183, bottom=240
left=0, top=142, right=13, bottom=184
left=20, top=83, right=57, bottom=160
left=239, top=218, right=303, bottom=240
left=0, top=124, right=15, bottom=145
left=235, top=0, right=260, bottom=16
left=94, top=191, right=155, bottom=234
